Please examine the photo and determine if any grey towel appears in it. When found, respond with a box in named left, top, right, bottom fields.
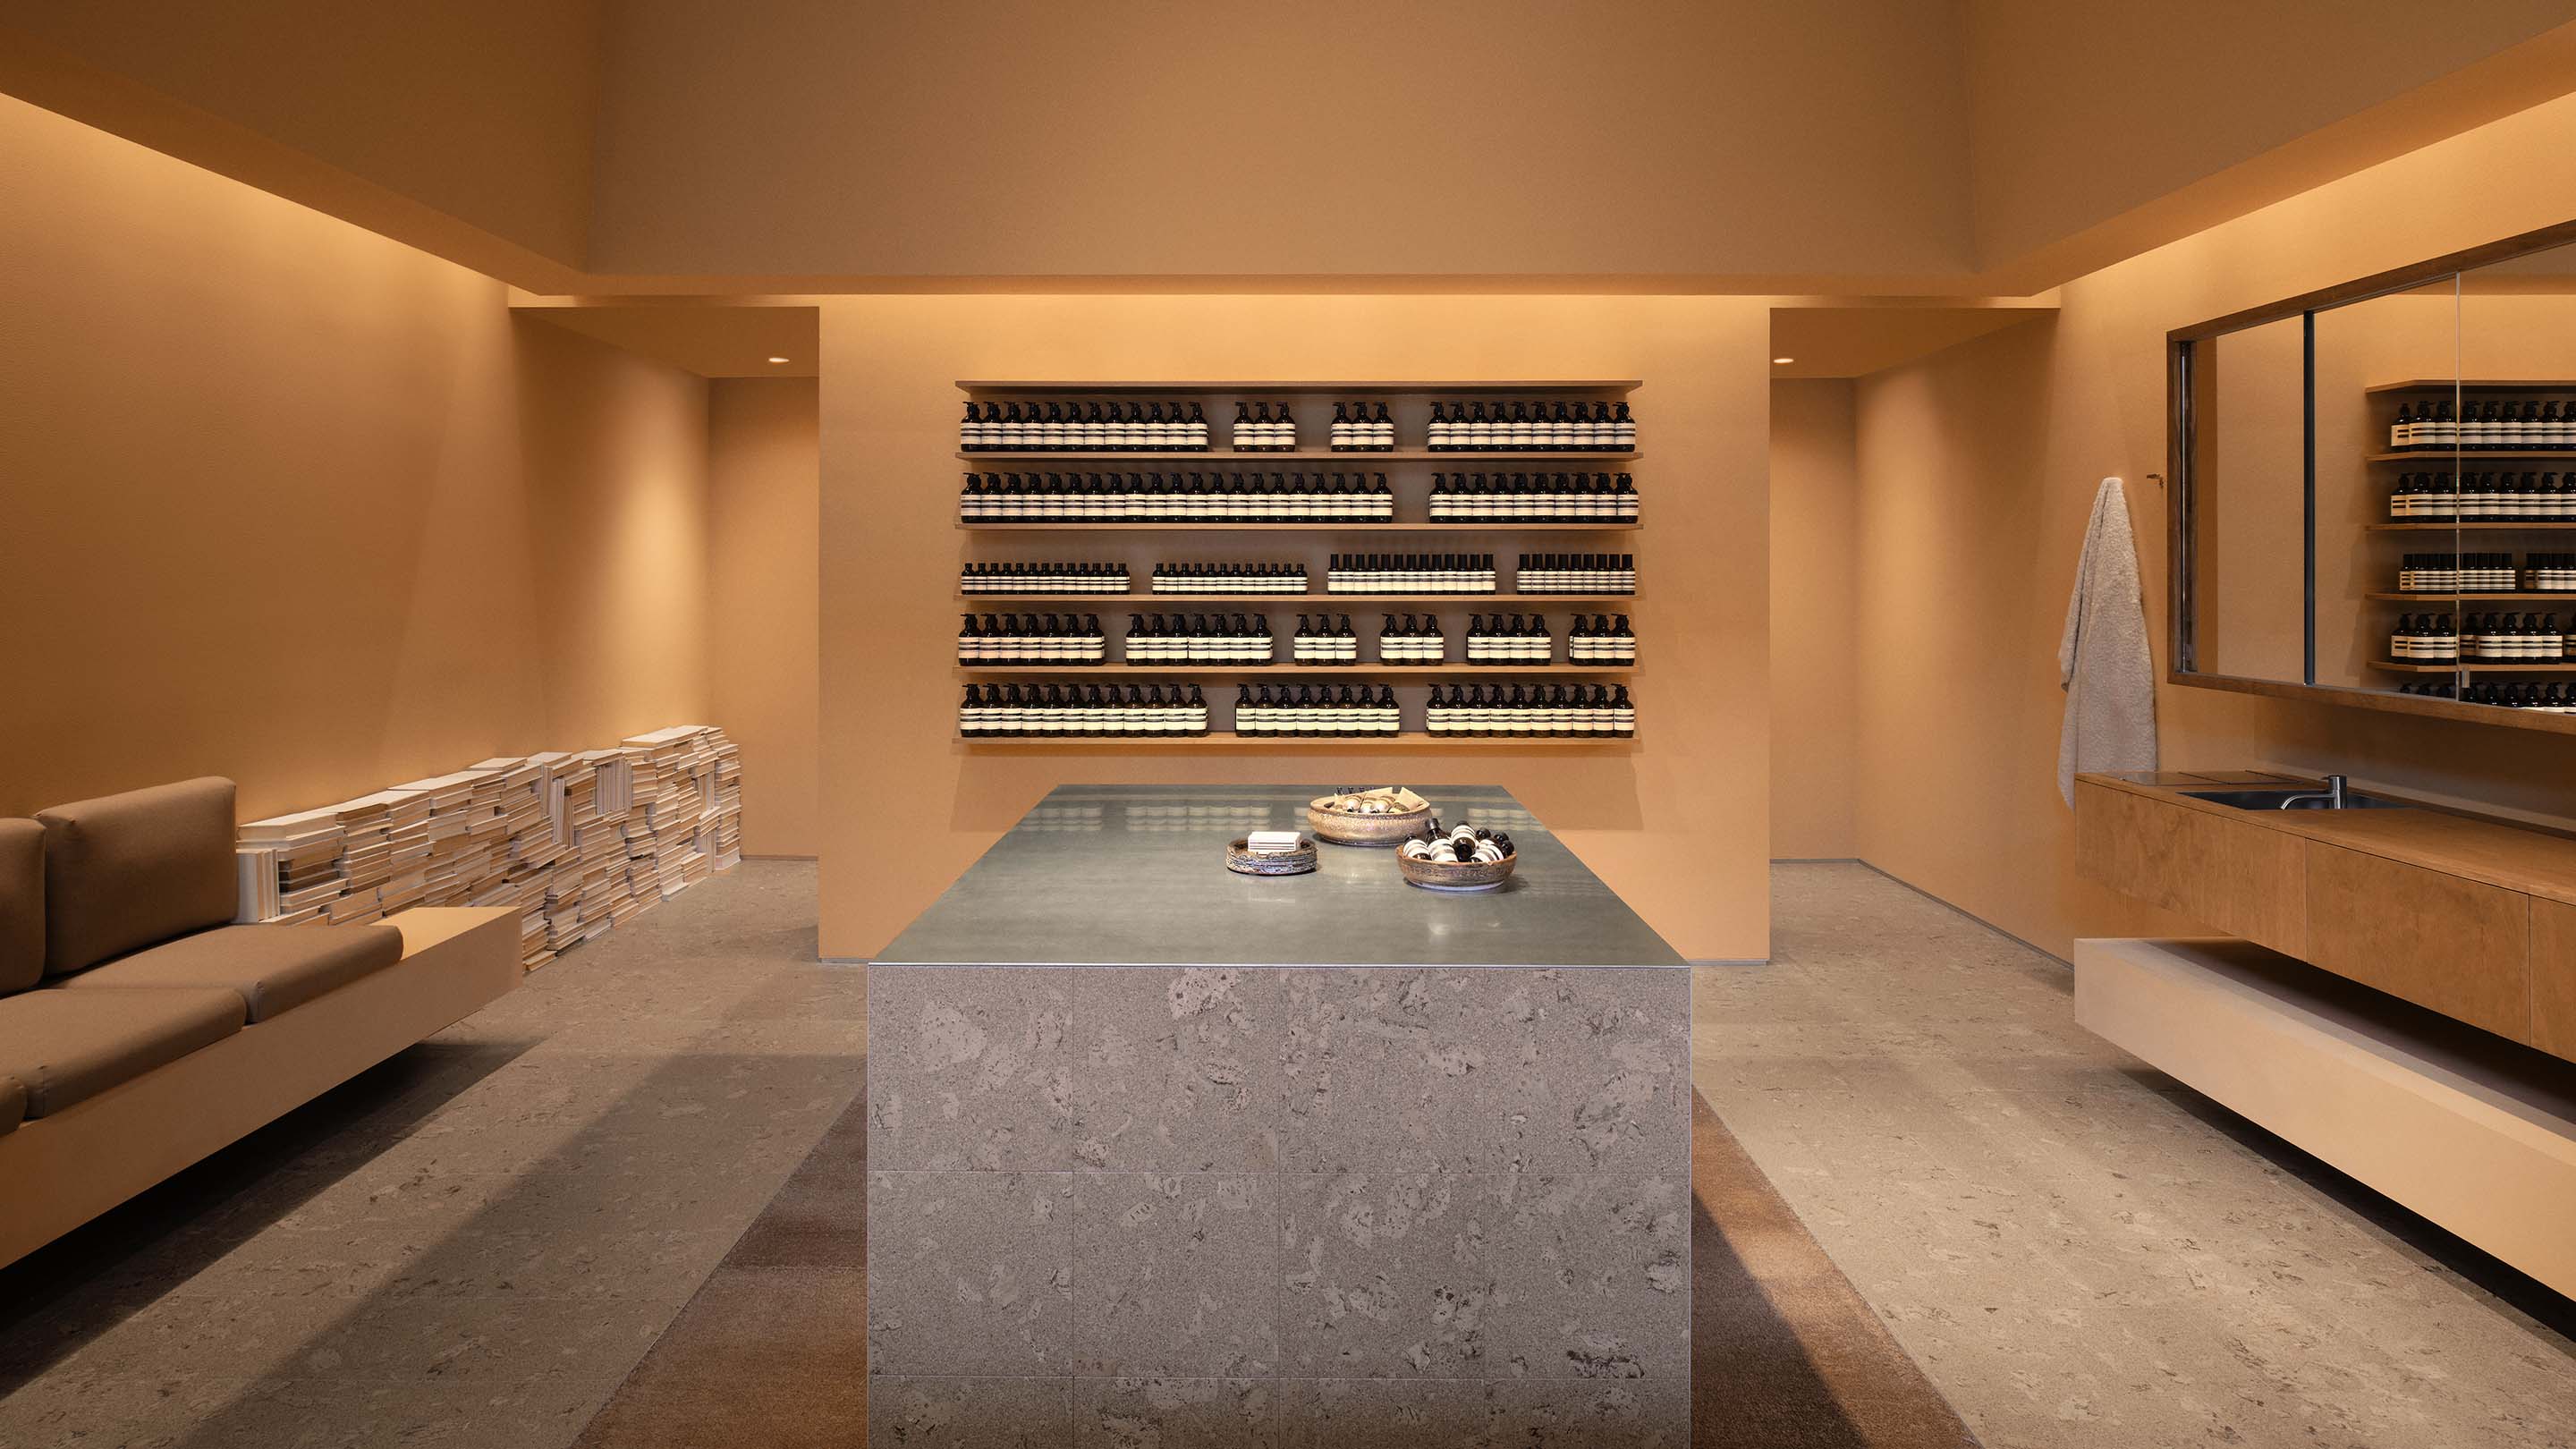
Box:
left=2058, top=477, right=2157, bottom=805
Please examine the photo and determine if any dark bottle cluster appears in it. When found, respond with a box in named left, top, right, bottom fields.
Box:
left=1326, top=553, right=1496, bottom=594
left=1229, top=402, right=1300, bottom=452
left=959, top=683, right=1210, bottom=736
left=961, top=400, right=1210, bottom=452
left=2387, top=399, right=2576, bottom=451
left=2461, top=613, right=2566, bottom=662
left=1328, top=402, right=1396, bottom=451
left=2395, top=678, right=2576, bottom=712
left=1152, top=562, right=1309, bottom=596
left=1516, top=554, right=1635, bottom=593
left=959, top=470, right=1392, bottom=521
left=1567, top=614, right=1637, bottom=663
left=2386, top=471, right=2576, bottom=519
left=2396, top=553, right=2517, bottom=593
left=1427, top=472, right=1639, bottom=521
left=957, top=614, right=1107, bottom=665
left=1232, top=684, right=1401, bottom=737
left=2388, top=614, right=2458, bottom=662
left=1291, top=614, right=1359, bottom=664
left=1124, top=613, right=1274, bottom=665
left=1427, top=400, right=1634, bottom=452
left=960, top=562, right=1130, bottom=596
left=1464, top=614, right=1555, bottom=665
left=1426, top=684, right=1635, bottom=736
left=1376, top=614, right=1446, bottom=664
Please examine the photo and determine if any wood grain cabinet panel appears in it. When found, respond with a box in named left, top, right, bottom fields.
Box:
left=2304, top=843, right=2530, bottom=1040
left=2073, top=782, right=2306, bottom=955
left=2529, top=897, right=2576, bottom=1058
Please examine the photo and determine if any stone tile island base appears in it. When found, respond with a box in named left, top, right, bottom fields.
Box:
left=864, top=962, right=1692, bottom=1446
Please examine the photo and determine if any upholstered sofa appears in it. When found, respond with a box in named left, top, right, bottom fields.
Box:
left=0, top=777, right=521, bottom=1267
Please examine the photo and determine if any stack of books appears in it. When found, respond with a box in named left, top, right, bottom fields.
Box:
left=227, top=724, right=744, bottom=969
left=233, top=807, right=347, bottom=923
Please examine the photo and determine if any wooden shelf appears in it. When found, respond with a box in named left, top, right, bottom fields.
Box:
left=956, top=665, right=1633, bottom=678
left=2366, top=592, right=2576, bottom=602
left=959, top=521, right=1640, bottom=533
left=955, top=450, right=1641, bottom=463
left=2365, top=521, right=2576, bottom=531
left=2365, top=379, right=2576, bottom=394
left=959, top=380, right=1641, bottom=394
left=956, top=593, right=1638, bottom=605
left=960, top=733, right=1637, bottom=747
left=2366, top=451, right=2576, bottom=463
left=2372, top=660, right=2576, bottom=674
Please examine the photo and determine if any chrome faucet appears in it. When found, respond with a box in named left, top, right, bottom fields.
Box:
left=2278, top=774, right=2349, bottom=809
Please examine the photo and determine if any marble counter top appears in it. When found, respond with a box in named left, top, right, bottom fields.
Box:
left=874, top=784, right=1686, bottom=969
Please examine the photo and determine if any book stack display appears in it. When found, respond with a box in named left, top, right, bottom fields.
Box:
left=230, top=724, right=746, bottom=970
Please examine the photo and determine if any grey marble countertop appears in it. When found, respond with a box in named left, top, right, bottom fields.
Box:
left=875, top=784, right=1685, bottom=969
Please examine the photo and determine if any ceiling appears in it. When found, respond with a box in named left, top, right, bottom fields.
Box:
left=514, top=301, right=818, bottom=377
left=4, top=3, right=2575, bottom=296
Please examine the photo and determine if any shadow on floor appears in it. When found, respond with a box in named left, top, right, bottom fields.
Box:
left=0, top=1038, right=535, bottom=1393
left=2130, top=1067, right=2576, bottom=1349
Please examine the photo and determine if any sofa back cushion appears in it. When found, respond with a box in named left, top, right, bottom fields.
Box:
left=36, top=777, right=237, bottom=977
left=0, top=819, right=40, bottom=995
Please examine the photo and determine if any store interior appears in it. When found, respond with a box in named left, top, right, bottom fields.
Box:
left=6, top=6, right=2576, bottom=1447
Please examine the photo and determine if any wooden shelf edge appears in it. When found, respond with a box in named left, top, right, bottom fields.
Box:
left=956, top=521, right=1642, bottom=532
left=2371, top=660, right=2576, bottom=674
left=958, top=733, right=1639, bottom=747
left=2365, top=379, right=2576, bottom=394
left=957, top=380, right=1643, bottom=393
left=2363, top=521, right=2576, bottom=531
left=2365, top=592, right=2576, bottom=602
left=953, top=665, right=1636, bottom=677
left=953, top=450, right=1642, bottom=463
left=954, top=594, right=1640, bottom=603
left=2365, top=451, right=2576, bottom=463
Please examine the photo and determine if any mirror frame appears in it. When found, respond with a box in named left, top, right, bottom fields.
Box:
left=2167, top=217, right=2576, bottom=736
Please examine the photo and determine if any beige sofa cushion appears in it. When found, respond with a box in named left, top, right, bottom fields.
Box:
left=0, top=1075, right=22, bottom=1136
left=61, top=923, right=403, bottom=1023
left=36, top=777, right=238, bottom=978
left=0, top=819, right=39, bottom=996
left=0, top=987, right=244, bottom=1117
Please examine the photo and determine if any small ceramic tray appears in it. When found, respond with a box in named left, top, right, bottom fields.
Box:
left=1396, top=849, right=1517, bottom=891
left=1227, top=836, right=1318, bottom=876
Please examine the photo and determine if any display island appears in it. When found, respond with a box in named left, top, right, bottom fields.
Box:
left=866, top=784, right=1692, bottom=1444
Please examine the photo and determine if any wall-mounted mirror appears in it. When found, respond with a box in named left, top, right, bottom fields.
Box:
left=2169, top=223, right=2576, bottom=734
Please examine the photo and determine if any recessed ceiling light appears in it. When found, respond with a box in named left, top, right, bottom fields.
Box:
left=1772, top=357, right=1795, bottom=365
left=767, top=356, right=790, bottom=364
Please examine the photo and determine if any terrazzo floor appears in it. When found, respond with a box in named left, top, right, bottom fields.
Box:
left=0, top=859, right=2568, bottom=1447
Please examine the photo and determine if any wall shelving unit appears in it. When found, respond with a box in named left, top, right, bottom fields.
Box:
left=953, top=379, right=1646, bottom=747
left=2362, top=380, right=2576, bottom=694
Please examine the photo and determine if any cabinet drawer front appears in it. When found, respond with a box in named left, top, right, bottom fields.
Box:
left=2529, top=897, right=2576, bottom=1060
left=2074, top=782, right=2306, bottom=954
left=2305, top=843, right=2529, bottom=1040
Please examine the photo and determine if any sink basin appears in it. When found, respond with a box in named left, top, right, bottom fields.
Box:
left=2181, top=788, right=2409, bottom=811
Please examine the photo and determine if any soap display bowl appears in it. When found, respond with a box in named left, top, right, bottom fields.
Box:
left=1226, top=835, right=1318, bottom=877
left=1396, top=850, right=1516, bottom=891
left=1395, top=820, right=1518, bottom=891
left=1308, top=786, right=1434, bottom=847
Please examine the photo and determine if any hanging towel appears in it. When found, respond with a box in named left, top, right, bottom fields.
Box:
left=2057, top=477, right=2157, bottom=805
